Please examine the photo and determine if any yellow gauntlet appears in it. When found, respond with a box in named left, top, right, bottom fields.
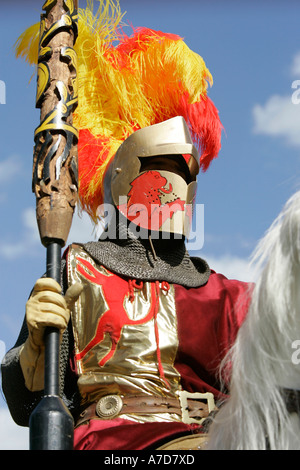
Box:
left=19, top=277, right=82, bottom=391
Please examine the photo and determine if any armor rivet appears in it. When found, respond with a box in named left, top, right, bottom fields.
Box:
left=95, top=395, right=123, bottom=419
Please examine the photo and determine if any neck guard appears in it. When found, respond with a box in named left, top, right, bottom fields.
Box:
left=80, top=219, right=210, bottom=288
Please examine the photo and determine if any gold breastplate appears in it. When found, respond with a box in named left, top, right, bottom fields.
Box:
left=67, top=244, right=182, bottom=422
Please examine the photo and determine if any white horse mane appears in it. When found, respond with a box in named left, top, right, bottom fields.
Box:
left=207, top=190, right=300, bottom=450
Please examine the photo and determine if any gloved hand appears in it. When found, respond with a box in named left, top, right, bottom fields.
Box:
left=19, top=277, right=83, bottom=391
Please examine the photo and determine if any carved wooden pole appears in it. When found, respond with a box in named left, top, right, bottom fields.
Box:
left=29, top=0, right=78, bottom=450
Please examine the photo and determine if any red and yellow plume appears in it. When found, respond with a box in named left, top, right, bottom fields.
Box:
left=15, top=0, right=222, bottom=223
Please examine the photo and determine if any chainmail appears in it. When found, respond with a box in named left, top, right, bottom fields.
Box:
left=82, top=216, right=210, bottom=288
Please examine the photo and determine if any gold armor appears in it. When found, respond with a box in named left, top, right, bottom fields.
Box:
left=68, top=243, right=185, bottom=423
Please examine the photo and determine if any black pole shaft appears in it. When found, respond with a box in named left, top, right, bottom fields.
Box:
left=29, top=241, right=74, bottom=449
left=44, top=242, right=62, bottom=396
left=46, top=242, right=61, bottom=281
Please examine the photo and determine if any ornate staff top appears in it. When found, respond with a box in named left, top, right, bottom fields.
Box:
left=33, top=0, right=78, bottom=247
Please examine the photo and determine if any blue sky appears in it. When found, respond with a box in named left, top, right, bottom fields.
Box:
left=1, top=0, right=300, bottom=449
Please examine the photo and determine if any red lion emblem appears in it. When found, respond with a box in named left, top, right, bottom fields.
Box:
left=75, top=257, right=157, bottom=367
left=117, top=170, right=185, bottom=231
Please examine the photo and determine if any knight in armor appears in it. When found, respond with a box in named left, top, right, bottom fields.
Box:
left=1, top=2, right=252, bottom=450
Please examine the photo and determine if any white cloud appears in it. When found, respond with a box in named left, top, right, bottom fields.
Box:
left=0, top=207, right=100, bottom=260
left=0, top=407, right=29, bottom=450
left=21, top=207, right=40, bottom=241
left=0, top=156, right=21, bottom=184
left=66, top=208, right=101, bottom=245
left=0, top=155, right=23, bottom=204
left=203, top=253, right=258, bottom=282
left=252, top=51, right=300, bottom=149
left=291, top=52, right=300, bottom=76
left=252, top=94, right=300, bottom=147
left=0, top=207, right=40, bottom=259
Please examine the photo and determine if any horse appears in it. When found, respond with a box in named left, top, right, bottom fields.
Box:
left=207, top=190, right=300, bottom=450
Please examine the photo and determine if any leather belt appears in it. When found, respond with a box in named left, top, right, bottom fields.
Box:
left=75, top=391, right=216, bottom=427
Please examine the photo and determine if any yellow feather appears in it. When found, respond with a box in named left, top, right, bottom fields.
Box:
left=15, top=22, right=40, bottom=65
